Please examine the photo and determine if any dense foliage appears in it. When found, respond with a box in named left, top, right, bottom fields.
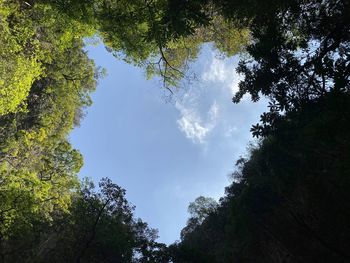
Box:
left=170, top=94, right=350, bottom=262
left=0, top=0, right=94, bottom=242
left=215, top=0, right=350, bottom=136
left=169, top=1, right=350, bottom=262
left=0, top=0, right=177, bottom=260
left=1, top=177, right=168, bottom=262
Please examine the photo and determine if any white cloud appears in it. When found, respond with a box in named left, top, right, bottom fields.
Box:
left=174, top=50, right=266, bottom=146
left=208, top=101, right=219, bottom=120
left=201, top=55, right=241, bottom=95
left=202, top=57, right=229, bottom=82
left=175, top=53, right=240, bottom=145
left=224, top=126, right=238, bottom=138
left=176, top=101, right=219, bottom=144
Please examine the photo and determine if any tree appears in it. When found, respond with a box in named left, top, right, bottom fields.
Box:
left=188, top=196, right=217, bottom=224
left=171, top=94, right=350, bottom=263
left=146, top=13, right=249, bottom=90
left=0, top=0, right=42, bottom=115
left=0, top=178, right=169, bottom=262
left=42, top=0, right=248, bottom=90
left=212, top=0, right=350, bottom=136
left=180, top=196, right=217, bottom=240
left=0, top=0, right=96, bottom=243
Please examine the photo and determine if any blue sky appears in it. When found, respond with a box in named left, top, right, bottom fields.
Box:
left=70, top=43, right=267, bottom=244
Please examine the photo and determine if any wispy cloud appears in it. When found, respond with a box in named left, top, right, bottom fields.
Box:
left=176, top=100, right=219, bottom=144
left=202, top=57, right=230, bottom=82
left=175, top=52, right=240, bottom=145
left=201, top=55, right=241, bottom=95
left=175, top=49, right=266, bottom=146
left=224, top=126, right=238, bottom=138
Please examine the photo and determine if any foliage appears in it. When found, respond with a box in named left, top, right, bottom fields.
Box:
left=43, top=0, right=248, bottom=89
left=146, top=14, right=250, bottom=89
left=171, top=94, right=350, bottom=262
left=0, top=178, right=169, bottom=262
left=180, top=196, right=217, bottom=240
left=0, top=0, right=95, bottom=244
left=0, top=0, right=41, bottom=115
left=210, top=0, right=350, bottom=136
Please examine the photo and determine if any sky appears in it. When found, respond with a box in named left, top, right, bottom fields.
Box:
left=70, top=43, right=267, bottom=244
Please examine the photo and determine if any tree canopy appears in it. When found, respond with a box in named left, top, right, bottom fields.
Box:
left=171, top=94, right=350, bottom=263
